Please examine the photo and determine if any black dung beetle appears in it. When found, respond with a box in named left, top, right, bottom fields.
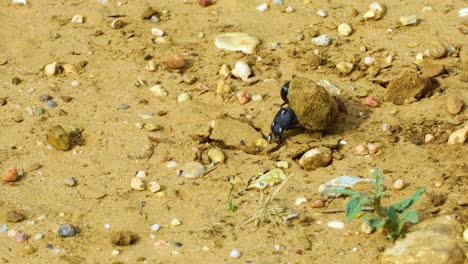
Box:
left=280, top=81, right=290, bottom=105
left=268, top=81, right=301, bottom=144
left=268, top=107, right=299, bottom=144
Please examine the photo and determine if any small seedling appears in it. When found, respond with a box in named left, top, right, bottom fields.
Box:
left=228, top=182, right=237, bottom=212
left=326, top=168, right=425, bottom=240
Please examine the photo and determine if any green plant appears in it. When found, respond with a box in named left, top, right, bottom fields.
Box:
left=228, top=182, right=238, bottom=212
left=327, top=168, right=425, bottom=240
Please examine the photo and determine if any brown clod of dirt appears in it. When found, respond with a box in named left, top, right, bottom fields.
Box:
left=288, top=77, right=338, bottom=131
left=385, top=71, right=431, bottom=105
left=46, top=125, right=71, bottom=151
left=6, top=210, right=26, bottom=223
left=209, top=117, right=263, bottom=147
left=422, top=61, right=445, bottom=78
left=110, top=231, right=139, bottom=246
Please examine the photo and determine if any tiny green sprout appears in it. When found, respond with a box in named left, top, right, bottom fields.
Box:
left=326, top=167, right=425, bottom=241
left=228, top=182, right=238, bottom=213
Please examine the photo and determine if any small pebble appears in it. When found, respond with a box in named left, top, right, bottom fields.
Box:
left=316, top=9, right=328, bottom=17
left=252, top=94, right=263, bottom=102
left=336, top=62, right=354, bottom=74
left=170, top=218, right=181, bottom=226
left=71, top=14, right=84, bottom=24
left=131, top=177, right=146, bottom=191
left=174, top=242, right=183, bottom=247
left=71, top=80, right=80, bottom=87
left=46, top=100, right=57, bottom=108
left=207, top=148, right=225, bottom=164
left=393, top=179, right=404, bottom=190
left=146, top=61, right=156, bottom=72
left=111, top=19, right=124, bottom=29
left=39, top=94, right=52, bottom=101
left=3, top=168, right=18, bottom=182
left=236, top=90, right=251, bottom=105
left=144, top=123, right=162, bottom=131
left=424, top=134, right=435, bottom=143
left=58, top=224, right=77, bottom=237
left=447, top=128, right=467, bottom=145
left=63, top=177, right=76, bottom=187
left=354, top=144, right=368, bottom=156
left=381, top=124, right=390, bottom=132
left=151, top=27, right=164, bottom=37
left=104, top=224, right=110, bottom=229
left=361, top=222, right=374, bottom=234
left=230, top=249, right=241, bottom=259
left=198, top=0, right=212, bottom=7
left=295, top=197, right=308, bottom=206
left=338, top=23, right=353, bottom=37
left=182, top=74, right=197, bottom=84
left=400, top=14, right=417, bottom=26
left=327, top=220, right=345, bottom=229
left=275, top=161, right=289, bottom=169
left=151, top=224, right=160, bottom=231
left=367, top=142, right=381, bottom=154
left=463, top=228, right=468, bottom=242
left=111, top=249, right=120, bottom=256
left=7, top=230, right=17, bottom=237
left=0, top=98, right=6, bottom=106
left=34, top=233, right=44, bottom=240
left=147, top=181, right=161, bottom=193
left=134, top=122, right=144, bottom=130
left=150, top=85, right=169, bottom=97
left=364, top=56, right=375, bottom=66
left=310, top=199, right=325, bottom=208
left=15, top=232, right=27, bottom=243
left=165, top=54, right=185, bottom=69
left=167, top=161, right=178, bottom=168
left=0, top=224, right=7, bottom=233
left=447, top=96, right=464, bottom=115
left=256, top=3, right=268, bottom=12
left=177, top=93, right=191, bottom=103
left=177, top=161, right=206, bottom=178
left=44, top=62, right=58, bottom=76
left=136, top=170, right=146, bottom=178
left=119, top=104, right=130, bottom=110
left=6, top=211, right=26, bottom=223
left=364, top=96, right=380, bottom=107
left=312, top=35, right=331, bottom=47
left=285, top=6, right=294, bottom=13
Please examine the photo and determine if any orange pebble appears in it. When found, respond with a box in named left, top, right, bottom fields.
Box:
left=3, top=168, right=18, bottom=182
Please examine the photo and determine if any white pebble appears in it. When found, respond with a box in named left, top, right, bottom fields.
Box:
left=381, top=123, right=390, bottom=132
left=44, top=62, right=58, bottom=76
left=34, top=233, right=44, bottom=240
left=231, top=61, right=252, bottom=81
left=327, top=220, right=345, bottom=229
left=229, top=249, right=241, bottom=259
left=151, top=224, right=160, bottom=231
left=312, top=35, right=331, bottom=47
left=252, top=94, right=263, bottom=102
left=136, top=170, right=146, bottom=178
left=364, top=56, right=376, bottom=66
left=150, top=85, right=169, bottom=97
left=458, top=8, right=468, bottom=17
left=285, top=6, right=294, bottom=13
left=131, top=177, right=146, bottom=191
left=111, top=249, right=120, bottom=256
left=317, top=9, right=328, bottom=17
left=393, top=179, right=404, bottom=190
left=147, top=181, right=161, bottom=193
left=272, top=0, right=283, bottom=4
left=295, top=197, right=308, bottom=206
left=256, top=3, right=268, bottom=12
left=12, top=0, right=27, bottom=5
left=463, top=228, right=468, bottom=242
left=424, top=134, right=435, bottom=143
left=338, top=23, right=352, bottom=37
left=71, top=14, right=84, bottom=24
left=7, top=230, right=17, bottom=237
left=171, top=218, right=181, bottom=226
left=177, top=92, right=191, bottom=103
left=71, top=80, right=81, bottom=87
left=104, top=224, right=110, bottom=229
left=167, top=161, right=178, bottom=168
left=151, top=27, right=164, bottom=37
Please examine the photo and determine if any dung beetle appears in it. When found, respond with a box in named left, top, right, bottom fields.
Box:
left=268, top=81, right=301, bottom=144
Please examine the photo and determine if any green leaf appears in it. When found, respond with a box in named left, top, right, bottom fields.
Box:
left=371, top=167, right=385, bottom=197
left=366, top=217, right=385, bottom=228
left=323, top=188, right=357, bottom=196
left=345, top=195, right=363, bottom=223
left=387, top=206, right=398, bottom=225
left=391, top=188, right=425, bottom=211
left=402, top=210, right=419, bottom=224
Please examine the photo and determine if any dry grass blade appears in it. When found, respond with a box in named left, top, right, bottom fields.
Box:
left=245, top=174, right=293, bottom=227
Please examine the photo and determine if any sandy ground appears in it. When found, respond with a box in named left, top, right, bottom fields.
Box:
left=0, top=0, right=467, bottom=263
